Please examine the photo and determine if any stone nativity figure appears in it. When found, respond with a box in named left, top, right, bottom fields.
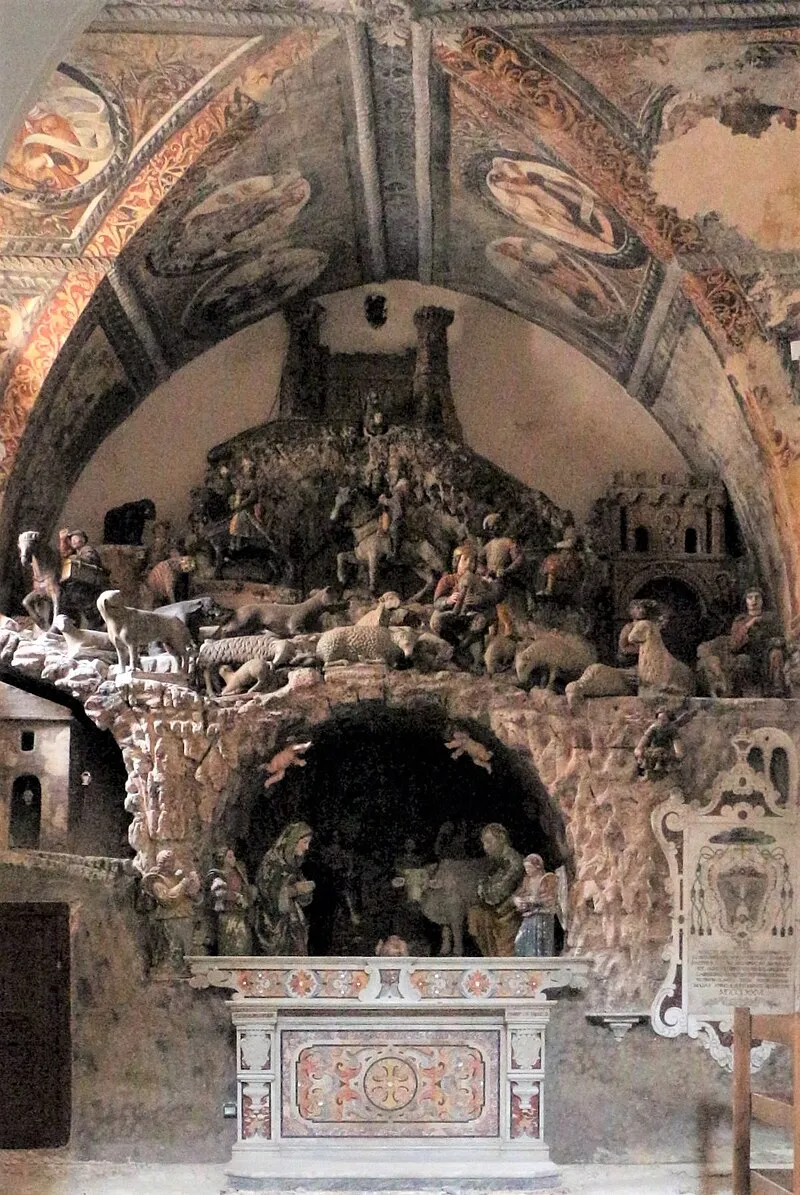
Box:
left=253, top=821, right=315, bottom=955
left=207, top=847, right=254, bottom=955
left=140, top=848, right=203, bottom=971
left=467, top=822, right=525, bottom=957
left=58, top=527, right=108, bottom=627
left=634, top=708, right=685, bottom=780
left=729, top=587, right=786, bottom=697
left=513, top=855, right=560, bottom=957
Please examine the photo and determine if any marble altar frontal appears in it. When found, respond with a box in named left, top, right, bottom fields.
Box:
left=190, top=955, right=588, bottom=1193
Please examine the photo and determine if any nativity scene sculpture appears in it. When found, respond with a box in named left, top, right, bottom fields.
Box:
left=2, top=297, right=782, bottom=997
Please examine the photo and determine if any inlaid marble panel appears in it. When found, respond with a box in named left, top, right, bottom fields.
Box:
left=281, top=1028, right=500, bottom=1137
left=510, top=1081, right=541, bottom=1139
left=241, top=1083, right=271, bottom=1140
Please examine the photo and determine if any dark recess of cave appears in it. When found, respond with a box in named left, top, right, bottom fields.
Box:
left=237, top=702, right=567, bottom=956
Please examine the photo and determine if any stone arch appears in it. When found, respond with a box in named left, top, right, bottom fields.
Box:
left=0, top=16, right=795, bottom=634
left=211, top=697, right=567, bottom=956
left=8, top=774, right=42, bottom=849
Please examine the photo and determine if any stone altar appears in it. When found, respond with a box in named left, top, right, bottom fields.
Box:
left=189, top=955, right=587, bottom=1193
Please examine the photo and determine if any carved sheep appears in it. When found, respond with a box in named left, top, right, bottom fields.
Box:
left=315, top=624, right=410, bottom=667
left=196, top=632, right=298, bottom=693
left=565, top=665, right=637, bottom=710
left=515, top=628, right=597, bottom=690
left=627, top=618, right=695, bottom=698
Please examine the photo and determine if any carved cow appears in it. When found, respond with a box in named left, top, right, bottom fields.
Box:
left=393, top=857, right=491, bottom=956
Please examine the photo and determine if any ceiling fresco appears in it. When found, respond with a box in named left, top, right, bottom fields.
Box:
left=442, top=82, right=659, bottom=376
left=117, top=35, right=368, bottom=367
left=5, top=0, right=800, bottom=626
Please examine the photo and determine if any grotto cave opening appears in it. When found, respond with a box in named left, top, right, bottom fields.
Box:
left=233, top=702, right=568, bottom=957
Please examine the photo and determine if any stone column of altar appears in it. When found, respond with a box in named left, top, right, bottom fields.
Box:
left=505, top=1007, right=550, bottom=1143
left=412, top=305, right=461, bottom=440
left=278, top=297, right=328, bottom=420
left=233, top=1009, right=278, bottom=1148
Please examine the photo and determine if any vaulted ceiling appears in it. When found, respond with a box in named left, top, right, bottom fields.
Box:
left=2, top=0, right=800, bottom=625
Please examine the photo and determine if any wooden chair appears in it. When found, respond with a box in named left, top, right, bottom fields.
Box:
left=733, top=1008, right=800, bottom=1195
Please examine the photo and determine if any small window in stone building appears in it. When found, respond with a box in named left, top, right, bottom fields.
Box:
left=684, top=528, right=698, bottom=554
left=20, top=730, right=35, bottom=751
left=634, top=526, right=649, bottom=552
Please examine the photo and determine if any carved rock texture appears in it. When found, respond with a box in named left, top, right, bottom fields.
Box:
left=7, top=620, right=800, bottom=1010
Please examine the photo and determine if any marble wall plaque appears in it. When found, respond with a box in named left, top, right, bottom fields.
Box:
left=652, top=727, right=798, bottom=1067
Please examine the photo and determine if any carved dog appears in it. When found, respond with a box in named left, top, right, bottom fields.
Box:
left=154, top=596, right=232, bottom=642
left=52, top=614, right=114, bottom=659
left=218, top=659, right=274, bottom=696
left=96, top=589, right=192, bottom=671
left=221, top=587, right=340, bottom=637
left=196, top=632, right=299, bottom=694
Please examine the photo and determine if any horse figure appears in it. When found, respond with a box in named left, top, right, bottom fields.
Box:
left=330, top=485, right=392, bottom=594
left=18, top=531, right=61, bottom=629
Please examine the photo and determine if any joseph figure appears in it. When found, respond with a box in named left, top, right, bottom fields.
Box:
left=467, top=822, right=525, bottom=956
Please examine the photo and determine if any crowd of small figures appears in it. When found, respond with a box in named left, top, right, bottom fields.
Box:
left=7, top=519, right=799, bottom=712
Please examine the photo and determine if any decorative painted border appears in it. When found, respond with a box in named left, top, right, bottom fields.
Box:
left=188, top=956, right=590, bottom=1003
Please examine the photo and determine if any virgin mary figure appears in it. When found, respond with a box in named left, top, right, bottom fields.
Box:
left=254, top=821, right=315, bottom=955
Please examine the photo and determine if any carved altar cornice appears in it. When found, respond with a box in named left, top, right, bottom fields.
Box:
left=188, top=954, right=591, bottom=1004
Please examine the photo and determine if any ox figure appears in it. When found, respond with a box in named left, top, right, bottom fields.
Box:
left=393, top=857, right=491, bottom=956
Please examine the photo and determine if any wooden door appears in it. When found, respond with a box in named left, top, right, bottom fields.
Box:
left=0, top=903, right=71, bottom=1147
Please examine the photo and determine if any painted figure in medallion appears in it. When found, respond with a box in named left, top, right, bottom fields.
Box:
left=467, top=823, right=525, bottom=957
left=254, top=821, right=315, bottom=955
